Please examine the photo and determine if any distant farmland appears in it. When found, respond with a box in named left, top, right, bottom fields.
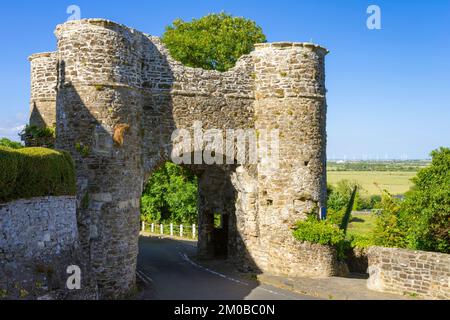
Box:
left=326, top=161, right=427, bottom=195
left=327, top=171, right=416, bottom=195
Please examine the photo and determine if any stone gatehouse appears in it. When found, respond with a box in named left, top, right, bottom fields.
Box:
left=28, top=19, right=329, bottom=298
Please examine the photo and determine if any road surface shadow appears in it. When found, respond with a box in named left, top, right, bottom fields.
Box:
left=136, top=236, right=316, bottom=300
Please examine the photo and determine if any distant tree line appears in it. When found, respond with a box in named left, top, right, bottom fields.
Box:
left=328, top=160, right=430, bottom=172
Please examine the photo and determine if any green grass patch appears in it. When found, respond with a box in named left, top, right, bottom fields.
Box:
left=0, top=146, right=76, bottom=203
left=328, top=171, right=416, bottom=195
left=347, top=213, right=378, bottom=238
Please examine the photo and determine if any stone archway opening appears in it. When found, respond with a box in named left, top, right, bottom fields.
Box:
left=140, top=159, right=242, bottom=262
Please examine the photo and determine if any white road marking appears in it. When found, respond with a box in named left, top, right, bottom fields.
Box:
left=178, top=252, right=292, bottom=298
left=258, top=286, right=289, bottom=297
left=137, top=269, right=154, bottom=285
left=136, top=271, right=149, bottom=285
left=179, top=252, right=249, bottom=286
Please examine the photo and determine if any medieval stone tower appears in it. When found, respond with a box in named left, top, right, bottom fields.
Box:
left=29, top=19, right=330, bottom=298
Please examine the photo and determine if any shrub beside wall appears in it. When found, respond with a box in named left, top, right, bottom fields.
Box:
left=0, top=146, right=76, bottom=203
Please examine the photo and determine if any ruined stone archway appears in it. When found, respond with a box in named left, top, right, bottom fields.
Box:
left=29, top=19, right=330, bottom=298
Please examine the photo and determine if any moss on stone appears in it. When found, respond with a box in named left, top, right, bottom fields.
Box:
left=0, top=146, right=76, bottom=203
left=75, top=142, right=90, bottom=158
left=94, top=84, right=105, bottom=91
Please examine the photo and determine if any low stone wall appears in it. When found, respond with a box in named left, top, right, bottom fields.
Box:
left=367, top=246, right=450, bottom=299
left=255, top=238, right=346, bottom=278
left=0, top=196, right=78, bottom=259
left=0, top=196, right=95, bottom=299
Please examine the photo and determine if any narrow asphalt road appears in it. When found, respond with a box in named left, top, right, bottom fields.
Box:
left=136, top=236, right=317, bottom=300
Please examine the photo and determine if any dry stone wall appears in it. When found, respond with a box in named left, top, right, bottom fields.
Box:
left=29, top=19, right=331, bottom=298
left=367, top=246, right=450, bottom=299
left=0, top=196, right=77, bottom=259
left=0, top=196, right=94, bottom=299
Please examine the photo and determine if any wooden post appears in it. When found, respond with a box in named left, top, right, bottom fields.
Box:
left=192, top=224, right=196, bottom=238
left=141, top=221, right=145, bottom=232
left=180, top=225, right=183, bottom=237
left=151, top=223, right=154, bottom=233
left=170, top=223, right=174, bottom=236
left=160, top=224, right=163, bottom=235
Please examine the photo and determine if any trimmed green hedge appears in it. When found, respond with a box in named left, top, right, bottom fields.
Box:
left=0, top=148, right=20, bottom=199
left=0, top=146, right=76, bottom=203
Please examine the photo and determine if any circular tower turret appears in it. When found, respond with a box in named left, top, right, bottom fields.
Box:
left=252, top=42, right=329, bottom=275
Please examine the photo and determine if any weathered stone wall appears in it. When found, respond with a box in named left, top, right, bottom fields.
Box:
left=269, top=240, right=339, bottom=277
left=53, top=20, right=147, bottom=298
left=246, top=43, right=329, bottom=276
left=0, top=196, right=78, bottom=258
left=0, top=196, right=94, bottom=299
left=29, top=52, right=58, bottom=127
left=29, top=18, right=330, bottom=298
left=367, top=246, right=450, bottom=299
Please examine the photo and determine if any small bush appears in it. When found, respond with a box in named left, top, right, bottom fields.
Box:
left=21, top=125, right=55, bottom=139
left=372, top=192, right=408, bottom=248
left=327, top=207, right=345, bottom=226
left=369, top=195, right=382, bottom=208
left=0, top=146, right=76, bottom=202
left=293, top=217, right=347, bottom=259
left=0, top=138, right=23, bottom=149
left=20, top=125, right=56, bottom=148
left=349, top=233, right=374, bottom=249
left=327, top=186, right=348, bottom=211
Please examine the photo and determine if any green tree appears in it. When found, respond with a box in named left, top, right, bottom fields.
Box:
left=162, top=12, right=266, bottom=72
left=401, top=147, right=450, bottom=253
left=0, top=138, right=23, bottom=149
left=372, top=192, right=408, bottom=248
left=327, top=180, right=365, bottom=219
left=373, top=147, right=450, bottom=253
left=141, top=162, right=198, bottom=224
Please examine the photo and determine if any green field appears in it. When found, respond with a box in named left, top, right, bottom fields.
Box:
left=347, top=213, right=378, bottom=238
left=327, top=171, right=416, bottom=195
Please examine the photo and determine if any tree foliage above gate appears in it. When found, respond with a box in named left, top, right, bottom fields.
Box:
left=161, top=12, right=267, bottom=72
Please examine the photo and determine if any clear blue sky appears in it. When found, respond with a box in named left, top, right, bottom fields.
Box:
left=0, top=0, right=449, bottom=159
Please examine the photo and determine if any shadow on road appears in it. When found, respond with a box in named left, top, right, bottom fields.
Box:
left=136, top=236, right=314, bottom=300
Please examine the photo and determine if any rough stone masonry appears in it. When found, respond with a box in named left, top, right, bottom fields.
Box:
left=0, top=196, right=96, bottom=299
left=28, top=19, right=330, bottom=298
